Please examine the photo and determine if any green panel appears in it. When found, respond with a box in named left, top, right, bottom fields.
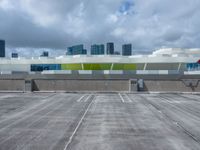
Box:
left=61, top=64, right=82, bottom=70
left=60, top=63, right=136, bottom=70
left=124, top=64, right=137, bottom=70
left=83, top=63, right=112, bottom=70
left=112, top=64, right=124, bottom=70
left=112, top=63, right=137, bottom=70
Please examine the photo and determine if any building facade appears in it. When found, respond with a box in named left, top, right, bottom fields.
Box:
left=11, top=53, right=18, bottom=58
left=122, top=44, right=132, bottom=56
left=67, top=44, right=87, bottom=55
left=41, top=51, right=49, bottom=57
left=0, top=48, right=199, bottom=74
left=114, top=51, right=120, bottom=55
left=106, top=43, right=114, bottom=55
left=91, top=44, right=105, bottom=55
left=0, top=40, right=5, bottom=57
left=82, top=49, right=87, bottom=55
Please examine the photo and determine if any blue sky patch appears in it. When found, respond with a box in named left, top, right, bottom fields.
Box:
left=119, top=0, right=134, bottom=14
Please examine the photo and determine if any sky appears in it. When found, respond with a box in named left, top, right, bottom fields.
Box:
left=0, top=0, right=200, bottom=57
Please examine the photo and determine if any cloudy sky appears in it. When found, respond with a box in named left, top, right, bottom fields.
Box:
left=0, top=0, right=200, bottom=57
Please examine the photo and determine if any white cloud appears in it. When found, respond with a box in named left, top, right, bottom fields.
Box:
left=63, top=2, right=93, bottom=38
left=0, top=0, right=14, bottom=10
left=111, top=28, right=126, bottom=37
left=106, top=14, right=118, bottom=23
left=1, top=0, right=200, bottom=56
left=19, top=0, right=61, bottom=27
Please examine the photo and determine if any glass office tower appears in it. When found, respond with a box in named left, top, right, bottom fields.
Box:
left=91, top=44, right=105, bottom=55
left=0, top=40, right=5, bottom=57
left=67, top=44, right=87, bottom=55
left=122, top=44, right=132, bottom=56
left=106, top=42, right=114, bottom=55
left=41, top=51, right=49, bottom=57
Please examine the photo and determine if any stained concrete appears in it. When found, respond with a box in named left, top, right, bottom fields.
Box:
left=33, top=79, right=200, bottom=92
left=0, top=80, right=24, bottom=91
left=33, top=79, right=130, bottom=92
left=0, top=93, right=200, bottom=150
left=143, top=80, right=200, bottom=92
left=0, top=79, right=200, bottom=92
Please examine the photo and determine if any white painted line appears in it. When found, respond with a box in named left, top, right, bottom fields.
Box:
left=84, top=95, right=92, bottom=102
left=77, top=95, right=86, bottom=102
left=125, top=94, right=132, bottom=102
left=0, top=102, right=64, bottom=145
left=0, top=94, right=62, bottom=133
left=118, top=93, right=125, bottom=103
left=63, top=95, right=94, bottom=150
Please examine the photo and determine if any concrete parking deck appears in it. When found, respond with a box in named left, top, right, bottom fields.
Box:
left=0, top=93, right=200, bottom=150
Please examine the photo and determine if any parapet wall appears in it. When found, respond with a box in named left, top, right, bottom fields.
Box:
left=0, top=77, right=200, bottom=92
left=0, top=79, right=24, bottom=91
left=143, top=80, right=200, bottom=92
left=33, top=79, right=129, bottom=92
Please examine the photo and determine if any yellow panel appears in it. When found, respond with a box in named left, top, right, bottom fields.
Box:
left=61, top=64, right=82, bottom=70
left=83, top=63, right=111, bottom=70
left=112, top=64, right=136, bottom=70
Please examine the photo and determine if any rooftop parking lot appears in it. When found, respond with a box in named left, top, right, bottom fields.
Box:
left=0, top=92, right=200, bottom=150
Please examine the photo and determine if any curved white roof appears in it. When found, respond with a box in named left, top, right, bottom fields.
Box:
left=153, top=48, right=200, bottom=57
left=0, top=48, right=199, bottom=64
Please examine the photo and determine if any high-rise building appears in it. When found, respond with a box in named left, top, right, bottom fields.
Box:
left=67, top=44, right=87, bottom=55
left=82, top=49, right=87, bottom=55
left=122, top=44, right=132, bottom=56
left=11, top=53, right=18, bottom=58
left=67, top=47, right=73, bottom=55
left=91, top=44, right=105, bottom=55
left=106, top=42, right=114, bottom=55
left=114, top=51, right=120, bottom=55
left=41, top=51, right=49, bottom=57
left=0, top=40, right=5, bottom=57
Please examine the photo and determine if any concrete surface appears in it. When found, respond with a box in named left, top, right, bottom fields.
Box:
left=32, top=79, right=200, bottom=92
left=33, top=79, right=130, bottom=91
left=1, top=78, right=200, bottom=92
left=1, top=73, right=200, bottom=80
left=0, top=80, right=24, bottom=91
left=0, top=93, right=200, bottom=150
left=143, top=80, right=200, bottom=92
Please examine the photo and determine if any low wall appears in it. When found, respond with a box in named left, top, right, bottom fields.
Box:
left=0, top=80, right=25, bottom=91
left=0, top=78, right=200, bottom=92
left=33, top=79, right=129, bottom=92
left=143, top=80, right=200, bottom=92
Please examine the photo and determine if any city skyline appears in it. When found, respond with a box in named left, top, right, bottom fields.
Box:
left=2, top=39, right=200, bottom=58
left=1, top=40, right=138, bottom=57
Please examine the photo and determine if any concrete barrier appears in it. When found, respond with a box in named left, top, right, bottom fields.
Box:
left=0, top=79, right=25, bottom=91
left=0, top=76, right=199, bottom=92
left=143, top=80, right=200, bottom=92
left=33, top=79, right=129, bottom=92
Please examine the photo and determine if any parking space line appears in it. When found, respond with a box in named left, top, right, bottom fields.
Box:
left=125, top=94, right=132, bottom=102
left=63, top=95, right=94, bottom=150
left=0, top=102, right=65, bottom=145
left=0, top=94, right=60, bottom=131
left=77, top=95, right=86, bottom=102
left=118, top=93, right=125, bottom=103
left=84, top=95, right=92, bottom=102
